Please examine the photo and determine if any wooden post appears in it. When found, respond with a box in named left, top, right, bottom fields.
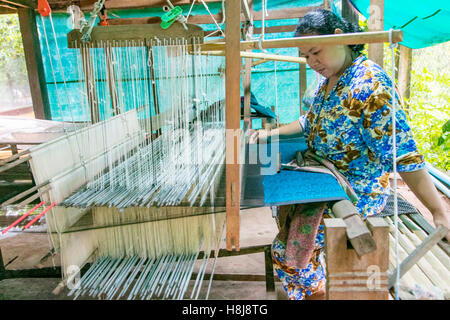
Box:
left=368, top=0, right=384, bottom=67
left=17, top=8, right=52, bottom=120
left=398, top=45, right=412, bottom=108
left=225, top=0, right=241, bottom=251
left=298, top=50, right=307, bottom=116
left=242, top=1, right=253, bottom=126
left=324, top=217, right=390, bottom=300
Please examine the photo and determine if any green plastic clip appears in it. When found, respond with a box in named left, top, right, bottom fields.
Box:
left=161, top=6, right=183, bottom=29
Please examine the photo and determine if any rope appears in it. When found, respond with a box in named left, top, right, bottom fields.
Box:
left=389, top=28, right=400, bottom=300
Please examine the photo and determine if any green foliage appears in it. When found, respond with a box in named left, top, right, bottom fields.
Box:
left=391, top=42, right=450, bottom=171
left=0, top=14, right=27, bottom=86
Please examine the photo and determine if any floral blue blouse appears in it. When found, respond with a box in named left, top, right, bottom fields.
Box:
left=300, top=54, right=425, bottom=218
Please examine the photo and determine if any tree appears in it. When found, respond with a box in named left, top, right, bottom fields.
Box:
left=0, top=14, right=28, bottom=104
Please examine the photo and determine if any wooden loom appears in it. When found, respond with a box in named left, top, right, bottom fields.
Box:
left=1, top=0, right=448, bottom=300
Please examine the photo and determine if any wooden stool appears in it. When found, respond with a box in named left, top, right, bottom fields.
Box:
left=324, top=217, right=390, bottom=300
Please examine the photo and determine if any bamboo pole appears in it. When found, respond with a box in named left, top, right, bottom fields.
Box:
left=391, top=217, right=450, bottom=288
left=386, top=218, right=449, bottom=291
left=0, top=148, right=30, bottom=166
left=199, top=30, right=403, bottom=51
left=388, top=232, right=435, bottom=292
left=202, top=50, right=307, bottom=64
left=400, top=215, right=450, bottom=271
left=0, top=155, right=31, bottom=174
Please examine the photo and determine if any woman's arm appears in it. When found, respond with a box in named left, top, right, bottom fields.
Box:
left=249, top=119, right=304, bottom=144
left=399, top=169, right=450, bottom=242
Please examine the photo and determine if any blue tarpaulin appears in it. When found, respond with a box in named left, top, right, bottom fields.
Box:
left=350, top=0, right=450, bottom=49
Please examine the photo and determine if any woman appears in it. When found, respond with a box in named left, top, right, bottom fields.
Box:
left=252, top=9, right=449, bottom=300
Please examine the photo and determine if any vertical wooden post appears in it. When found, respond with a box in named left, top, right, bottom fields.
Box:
left=225, top=0, right=241, bottom=251
left=242, top=1, right=253, bottom=126
left=368, top=0, right=384, bottom=67
left=17, top=8, right=52, bottom=120
left=398, top=45, right=412, bottom=108
left=298, top=51, right=307, bottom=116
left=324, top=217, right=390, bottom=300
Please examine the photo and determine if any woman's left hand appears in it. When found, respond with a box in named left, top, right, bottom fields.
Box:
left=432, top=210, right=450, bottom=243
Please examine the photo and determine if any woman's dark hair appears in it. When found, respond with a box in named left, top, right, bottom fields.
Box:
left=295, top=9, right=364, bottom=54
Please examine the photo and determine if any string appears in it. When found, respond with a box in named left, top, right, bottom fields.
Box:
left=389, top=28, right=400, bottom=300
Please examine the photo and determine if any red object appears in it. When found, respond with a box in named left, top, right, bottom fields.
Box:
left=100, top=14, right=109, bottom=26
left=23, top=202, right=56, bottom=230
left=2, top=201, right=45, bottom=234
left=38, top=0, right=52, bottom=17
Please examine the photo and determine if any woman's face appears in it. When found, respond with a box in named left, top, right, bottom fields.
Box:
left=297, top=29, right=351, bottom=79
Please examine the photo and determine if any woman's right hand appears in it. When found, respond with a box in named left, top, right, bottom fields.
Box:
left=249, top=129, right=270, bottom=144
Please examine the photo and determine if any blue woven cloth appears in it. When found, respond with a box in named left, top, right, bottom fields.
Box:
left=258, top=137, right=348, bottom=206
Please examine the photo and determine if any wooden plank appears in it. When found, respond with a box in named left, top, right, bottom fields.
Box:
left=331, top=200, right=377, bottom=256
left=17, top=8, right=52, bottom=120
left=368, top=0, right=384, bottom=66
left=388, top=225, right=449, bottom=289
left=225, top=0, right=241, bottom=252
left=325, top=217, right=389, bottom=300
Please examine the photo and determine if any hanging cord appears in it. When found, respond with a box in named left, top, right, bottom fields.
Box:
left=258, top=0, right=269, bottom=52
left=389, top=28, right=400, bottom=300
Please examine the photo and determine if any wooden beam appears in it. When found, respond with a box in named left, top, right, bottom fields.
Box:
left=0, top=0, right=35, bottom=9
left=17, top=8, right=52, bottom=120
left=200, top=30, right=403, bottom=51
left=107, top=5, right=320, bottom=26
left=0, top=3, right=18, bottom=11
left=49, top=0, right=222, bottom=11
left=225, top=0, right=241, bottom=251
left=368, top=0, right=384, bottom=66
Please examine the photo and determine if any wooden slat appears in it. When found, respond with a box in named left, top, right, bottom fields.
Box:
left=225, top=0, right=241, bottom=252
